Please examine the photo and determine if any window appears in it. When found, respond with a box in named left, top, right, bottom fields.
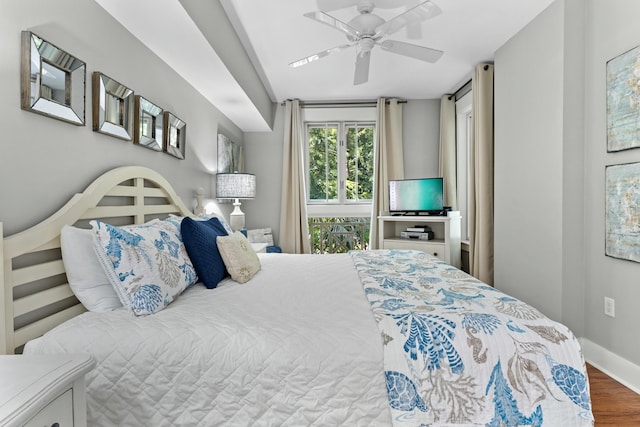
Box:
left=456, top=91, right=472, bottom=242
left=303, top=107, right=376, bottom=253
left=306, top=121, right=375, bottom=205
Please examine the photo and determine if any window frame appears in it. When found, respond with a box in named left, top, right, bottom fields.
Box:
left=304, top=120, right=375, bottom=216
left=455, top=91, right=472, bottom=242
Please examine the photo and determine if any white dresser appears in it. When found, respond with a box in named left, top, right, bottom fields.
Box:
left=0, top=354, right=95, bottom=427
left=378, top=212, right=462, bottom=268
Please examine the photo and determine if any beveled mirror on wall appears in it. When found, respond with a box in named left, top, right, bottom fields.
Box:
left=134, top=95, right=163, bottom=151
left=163, top=112, right=186, bottom=160
left=92, top=72, right=134, bottom=140
left=20, top=31, right=86, bottom=125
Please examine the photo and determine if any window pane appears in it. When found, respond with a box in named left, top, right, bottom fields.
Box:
left=346, top=125, right=374, bottom=201
left=308, top=125, right=338, bottom=201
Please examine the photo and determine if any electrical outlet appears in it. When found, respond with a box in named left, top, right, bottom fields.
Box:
left=604, top=297, right=616, bottom=318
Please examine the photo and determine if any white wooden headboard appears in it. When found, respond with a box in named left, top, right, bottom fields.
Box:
left=0, top=166, right=194, bottom=354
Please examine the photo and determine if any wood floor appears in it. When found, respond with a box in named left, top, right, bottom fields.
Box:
left=588, top=363, right=640, bottom=426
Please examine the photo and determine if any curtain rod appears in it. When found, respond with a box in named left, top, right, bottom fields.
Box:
left=280, top=99, right=407, bottom=108
left=447, top=79, right=472, bottom=101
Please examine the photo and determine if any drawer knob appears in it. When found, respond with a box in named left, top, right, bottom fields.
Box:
left=51, top=423, right=60, bottom=427
left=433, top=252, right=438, bottom=256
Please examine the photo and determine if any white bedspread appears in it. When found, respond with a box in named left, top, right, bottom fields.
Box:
left=25, top=254, right=391, bottom=426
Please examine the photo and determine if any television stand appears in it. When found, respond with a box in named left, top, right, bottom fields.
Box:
left=378, top=212, right=461, bottom=268
left=391, top=210, right=447, bottom=216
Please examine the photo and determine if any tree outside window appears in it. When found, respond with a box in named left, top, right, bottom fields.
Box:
left=306, top=122, right=374, bottom=204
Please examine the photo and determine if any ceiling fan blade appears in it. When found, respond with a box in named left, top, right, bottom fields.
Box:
left=289, top=44, right=354, bottom=68
left=374, top=0, right=442, bottom=38
left=379, top=39, right=443, bottom=63
left=304, top=11, right=360, bottom=40
left=354, top=49, right=371, bottom=85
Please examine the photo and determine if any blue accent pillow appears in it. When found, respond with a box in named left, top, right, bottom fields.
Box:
left=181, top=217, right=229, bottom=289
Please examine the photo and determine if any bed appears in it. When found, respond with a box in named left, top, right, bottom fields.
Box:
left=1, top=166, right=594, bottom=426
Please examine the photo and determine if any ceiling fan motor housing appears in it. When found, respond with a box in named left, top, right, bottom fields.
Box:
left=349, top=12, right=385, bottom=36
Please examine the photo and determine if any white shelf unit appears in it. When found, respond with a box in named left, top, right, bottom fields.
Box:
left=378, top=211, right=461, bottom=268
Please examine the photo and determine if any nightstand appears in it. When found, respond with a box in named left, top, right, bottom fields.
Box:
left=0, top=354, right=95, bottom=427
left=251, top=242, right=268, bottom=253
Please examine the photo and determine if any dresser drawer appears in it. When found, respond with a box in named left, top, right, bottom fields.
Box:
left=24, top=389, right=73, bottom=427
left=382, top=239, right=445, bottom=260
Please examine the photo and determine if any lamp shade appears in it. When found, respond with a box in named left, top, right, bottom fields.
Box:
left=216, top=173, right=256, bottom=199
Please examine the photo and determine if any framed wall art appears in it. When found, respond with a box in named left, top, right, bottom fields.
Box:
left=20, top=31, right=86, bottom=125
left=607, top=45, right=640, bottom=152
left=217, top=133, right=244, bottom=173
left=134, top=95, right=163, bottom=151
left=163, top=111, right=186, bottom=159
left=92, top=72, right=134, bottom=140
left=605, top=162, right=640, bottom=262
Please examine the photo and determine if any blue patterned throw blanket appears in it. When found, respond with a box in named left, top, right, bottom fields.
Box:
left=350, top=250, right=594, bottom=427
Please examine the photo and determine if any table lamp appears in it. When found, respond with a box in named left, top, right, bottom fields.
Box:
left=216, top=172, right=256, bottom=231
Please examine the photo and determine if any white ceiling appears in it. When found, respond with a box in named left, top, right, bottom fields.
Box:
left=222, top=0, right=555, bottom=101
left=97, top=0, right=554, bottom=131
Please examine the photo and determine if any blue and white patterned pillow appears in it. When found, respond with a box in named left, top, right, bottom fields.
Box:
left=90, top=219, right=198, bottom=316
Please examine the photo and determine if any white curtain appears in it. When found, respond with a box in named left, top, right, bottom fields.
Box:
left=469, top=64, right=494, bottom=284
left=369, top=98, right=404, bottom=249
left=438, top=95, right=457, bottom=210
left=279, top=100, right=311, bottom=254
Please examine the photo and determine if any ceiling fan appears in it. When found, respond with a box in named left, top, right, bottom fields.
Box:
left=289, top=0, right=444, bottom=85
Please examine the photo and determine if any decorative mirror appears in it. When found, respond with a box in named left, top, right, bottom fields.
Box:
left=134, top=95, right=163, bottom=151
left=92, top=72, right=134, bottom=140
left=163, top=112, right=186, bottom=159
left=20, top=31, right=86, bottom=125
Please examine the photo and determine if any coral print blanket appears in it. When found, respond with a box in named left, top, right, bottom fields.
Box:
left=350, top=250, right=593, bottom=427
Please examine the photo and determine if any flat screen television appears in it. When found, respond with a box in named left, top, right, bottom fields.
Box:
left=389, top=177, right=444, bottom=215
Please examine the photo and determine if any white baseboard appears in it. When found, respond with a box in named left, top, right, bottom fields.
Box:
left=581, top=337, right=640, bottom=394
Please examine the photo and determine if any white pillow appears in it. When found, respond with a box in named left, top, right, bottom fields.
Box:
left=91, top=219, right=198, bottom=316
left=216, top=231, right=261, bottom=283
left=60, top=225, right=122, bottom=312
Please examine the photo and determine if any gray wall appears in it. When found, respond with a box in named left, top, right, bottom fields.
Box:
left=403, top=100, right=441, bottom=179
left=496, top=0, right=640, bottom=370
left=0, top=0, right=243, bottom=236
left=494, top=1, right=571, bottom=327
left=584, top=0, right=640, bottom=367
left=243, top=100, right=441, bottom=243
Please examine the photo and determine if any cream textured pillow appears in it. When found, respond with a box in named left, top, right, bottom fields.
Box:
left=216, top=231, right=261, bottom=283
